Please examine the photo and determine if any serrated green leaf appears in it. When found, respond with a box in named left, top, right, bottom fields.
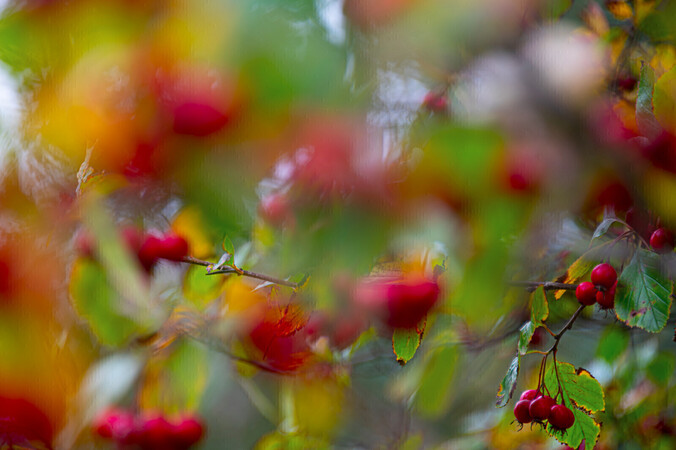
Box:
left=544, top=361, right=605, bottom=448
left=496, top=355, right=520, bottom=407
left=615, top=249, right=672, bottom=333
left=69, top=259, right=143, bottom=347
left=545, top=361, right=605, bottom=413
left=636, top=62, right=662, bottom=139
left=393, top=328, right=422, bottom=365
left=531, top=286, right=549, bottom=326
left=518, top=321, right=535, bottom=356
left=596, top=325, right=629, bottom=364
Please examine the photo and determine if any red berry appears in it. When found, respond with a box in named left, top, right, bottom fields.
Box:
left=138, top=235, right=164, bottom=272
left=422, top=91, right=447, bottom=113
left=529, top=395, right=555, bottom=421
left=650, top=228, right=674, bottom=253
left=575, top=282, right=597, bottom=306
left=173, top=102, right=229, bottom=137
left=138, top=414, right=173, bottom=449
left=384, top=277, right=441, bottom=329
left=159, top=234, right=190, bottom=262
left=92, top=408, right=135, bottom=441
left=596, top=281, right=616, bottom=309
left=514, top=400, right=533, bottom=424
left=549, top=404, right=575, bottom=430
left=591, top=263, right=617, bottom=289
left=520, top=389, right=539, bottom=401
left=173, top=416, right=205, bottom=448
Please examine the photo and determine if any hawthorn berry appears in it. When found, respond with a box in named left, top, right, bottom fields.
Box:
left=173, top=416, right=205, bottom=448
left=92, top=408, right=136, bottom=442
left=138, top=414, right=173, bottom=449
left=514, top=400, right=533, bottom=424
left=173, top=102, right=229, bottom=137
left=384, top=277, right=441, bottom=329
left=596, top=281, right=616, bottom=310
left=549, top=404, right=575, bottom=431
left=575, top=282, right=597, bottom=306
left=529, top=395, right=555, bottom=421
left=158, top=233, right=190, bottom=262
left=520, top=389, right=540, bottom=401
left=138, top=235, right=164, bottom=272
left=650, top=228, right=674, bottom=253
left=591, top=263, right=617, bottom=289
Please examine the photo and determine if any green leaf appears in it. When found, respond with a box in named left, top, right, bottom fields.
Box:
left=518, top=321, right=535, bottom=356
left=183, top=265, right=225, bottom=309
left=543, top=0, right=572, bottom=20
left=615, top=249, right=672, bottom=333
left=222, top=236, right=235, bottom=263
left=591, top=218, right=622, bottom=242
left=415, top=345, right=459, bottom=417
left=636, top=62, right=662, bottom=139
left=140, top=339, right=210, bottom=414
left=647, top=352, right=676, bottom=385
left=544, top=361, right=605, bottom=448
left=654, top=63, right=676, bottom=135
left=393, top=328, right=423, bottom=365
left=531, top=286, right=549, bottom=326
left=596, top=326, right=629, bottom=364
left=496, top=355, right=520, bottom=407
left=69, top=259, right=144, bottom=347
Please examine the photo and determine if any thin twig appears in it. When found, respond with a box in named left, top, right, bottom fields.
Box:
left=507, top=280, right=578, bottom=291
left=181, top=256, right=298, bottom=288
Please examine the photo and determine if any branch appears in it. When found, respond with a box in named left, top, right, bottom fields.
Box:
left=506, top=280, right=578, bottom=291
left=547, top=304, right=586, bottom=353
left=181, top=256, right=298, bottom=288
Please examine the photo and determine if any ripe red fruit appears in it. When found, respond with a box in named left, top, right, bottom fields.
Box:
left=92, top=408, right=136, bottom=442
left=591, top=263, right=617, bottom=289
left=596, top=281, right=616, bottom=309
left=159, top=234, right=189, bottom=262
left=138, top=414, right=173, bottom=449
left=173, top=416, right=205, bottom=448
left=520, top=389, right=539, bottom=401
left=138, top=235, right=164, bottom=272
left=549, top=404, right=575, bottom=430
left=384, top=277, right=441, bottom=329
left=529, top=395, right=555, bottom=421
left=422, top=91, right=448, bottom=113
left=650, top=228, right=674, bottom=253
left=513, top=400, right=533, bottom=424
left=173, top=102, right=229, bottom=137
left=575, top=282, right=597, bottom=306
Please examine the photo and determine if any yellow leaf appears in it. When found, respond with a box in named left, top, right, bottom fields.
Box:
left=606, top=1, right=633, bottom=21
left=172, top=207, right=215, bottom=259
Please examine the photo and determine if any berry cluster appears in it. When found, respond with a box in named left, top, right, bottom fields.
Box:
left=575, top=263, right=617, bottom=309
left=513, top=389, right=575, bottom=432
left=76, top=226, right=190, bottom=273
left=92, top=408, right=204, bottom=449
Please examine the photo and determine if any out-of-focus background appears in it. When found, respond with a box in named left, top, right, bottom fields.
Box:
left=1, top=0, right=676, bottom=448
